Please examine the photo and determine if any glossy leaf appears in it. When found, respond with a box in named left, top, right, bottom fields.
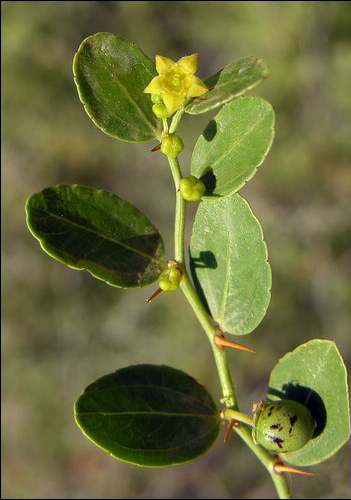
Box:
left=74, top=364, right=220, bottom=467
left=191, top=96, right=274, bottom=196
left=185, top=56, right=269, bottom=115
left=26, top=184, right=165, bottom=288
left=268, top=339, right=350, bottom=466
left=73, top=32, right=162, bottom=142
left=190, top=193, right=271, bottom=335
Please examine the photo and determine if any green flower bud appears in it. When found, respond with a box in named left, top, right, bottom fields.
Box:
left=159, top=267, right=181, bottom=291
left=252, top=400, right=316, bottom=453
left=160, top=134, right=184, bottom=158
left=151, top=93, right=163, bottom=104
left=152, top=103, right=171, bottom=119
left=179, top=176, right=206, bottom=201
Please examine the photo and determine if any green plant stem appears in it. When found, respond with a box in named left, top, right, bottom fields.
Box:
left=169, top=106, right=186, bottom=133
left=167, top=157, right=185, bottom=263
left=165, top=140, right=290, bottom=500
left=221, top=408, right=254, bottom=426
left=162, top=118, right=169, bottom=134
left=235, top=425, right=291, bottom=499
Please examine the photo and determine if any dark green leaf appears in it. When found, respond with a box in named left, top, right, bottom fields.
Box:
left=73, top=32, right=162, bottom=142
left=190, top=193, right=271, bottom=335
left=26, top=184, right=165, bottom=288
left=268, top=339, right=350, bottom=466
left=74, top=364, right=220, bottom=467
left=185, top=56, right=269, bottom=115
left=191, top=96, right=274, bottom=196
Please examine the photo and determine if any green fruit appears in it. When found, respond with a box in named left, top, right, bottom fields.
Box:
left=159, top=268, right=181, bottom=291
left=152, top=103, right=170, bottom=119
left=179, top=176, right=206, bottom=202
left=160, top=134, right=184, bottom=158
left=151, top=93, right=163, bottom=104
left=252, top=400, right=316, bottom=453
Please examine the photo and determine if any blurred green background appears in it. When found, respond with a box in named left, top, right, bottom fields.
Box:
left=2, top=1, right=351, bottom=498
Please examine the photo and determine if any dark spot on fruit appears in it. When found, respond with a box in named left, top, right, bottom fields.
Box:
left=272, top=436, right=284, bottom=449
left=290, top=415, right=297, bottom=426
left=270, top=424, right=281, bottom=430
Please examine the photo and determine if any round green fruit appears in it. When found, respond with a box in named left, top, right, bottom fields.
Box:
left=160, top=134, right=184, bottom=158
left=179, top=176, right=206, bottom=202
left=252, top=400, right=316, bottom=453
left=151, top=93, right=163, bottom=104
left=159, top=267, right=181, bottom=291
left=152, top=103, right=170, bottom=119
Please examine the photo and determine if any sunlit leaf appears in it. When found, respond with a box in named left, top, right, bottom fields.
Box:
left=268, top=339, right=350, bottom=466
left=73, top=32, right=162, bottom=142
left=190, top=193, right=271, bottom=335
left=185, top=56, right=269, bottom=114
left=191, top=96, right=274, bottom=196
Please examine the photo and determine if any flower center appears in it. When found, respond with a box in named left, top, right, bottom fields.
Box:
left=162, top=66, right=191, bottom=96
left=169, top=74, right=181, bottom=89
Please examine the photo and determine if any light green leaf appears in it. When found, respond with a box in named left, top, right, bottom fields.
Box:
left=190, top=193, right=271, bottom=335
left=185, top=56, right=269, bottom=115
left=191, top=96, right=274, bottom=196
left=73, top=32, right=162, bottom=142
left=26, top=184, right=165, bottom=288
left=268, top=339, right=350, bottom=466
left=74, top=364, right=220, bottom=467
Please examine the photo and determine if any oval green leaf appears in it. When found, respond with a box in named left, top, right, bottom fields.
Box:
left=268, top=339, right=350, bottom=466
left=73, top=32, right=162, bottom=142
left=185, top=56, right=269, bottom=115
left=74, top=364, right=220, bottom=467
left=26, top=184, right=165, bottom=288
left=190, top=193, right=271, bottom=335
left=191, top=96, right=275, bottom=196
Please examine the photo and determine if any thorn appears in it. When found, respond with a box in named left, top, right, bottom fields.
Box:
left=274, top=464, right=314, bottom=476
left=146, top=287, right=163, bottom=304
left=224, top=419, right=239, bottom=442
left=151, top=143, right=161, bottom=152
left=214, top=334, right=256, bottom=354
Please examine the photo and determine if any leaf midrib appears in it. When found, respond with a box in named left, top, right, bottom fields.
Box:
left=105, top=66, right=157, bottom=135
left=32, top=206, right=162, bottom=264
left=84, top=382, right=216, bottom=413
left=76, top=411, right=217, bottom=418
left=210, top=105, right=270, bottom=170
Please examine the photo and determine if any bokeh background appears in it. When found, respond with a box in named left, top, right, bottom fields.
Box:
left=2, top=1, right=351, bottom=498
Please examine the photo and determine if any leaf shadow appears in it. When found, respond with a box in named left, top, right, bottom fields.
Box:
left=267, top=383, right=327, bottom=438
left=200, top=168, right=217, bottom=193
left=189, top=249, right=217, bottom=317
left=203, top=119, right=217, bottom=142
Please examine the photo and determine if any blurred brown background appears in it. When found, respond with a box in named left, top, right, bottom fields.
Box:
left=2, top=1, right=351, bottom=498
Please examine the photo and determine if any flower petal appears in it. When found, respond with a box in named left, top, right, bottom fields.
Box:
left=156, top=55, right=176, bottom=75
left=187, top=76, right=209, bottom=97
left=144, top=76, right=163, bottom=94
left=178, top=54, right=198, bottom=75
left=163, top=92, right=185, bottom=115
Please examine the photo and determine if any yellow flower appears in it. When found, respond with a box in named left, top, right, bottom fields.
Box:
left=144, top=54, right=208, bottom=115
